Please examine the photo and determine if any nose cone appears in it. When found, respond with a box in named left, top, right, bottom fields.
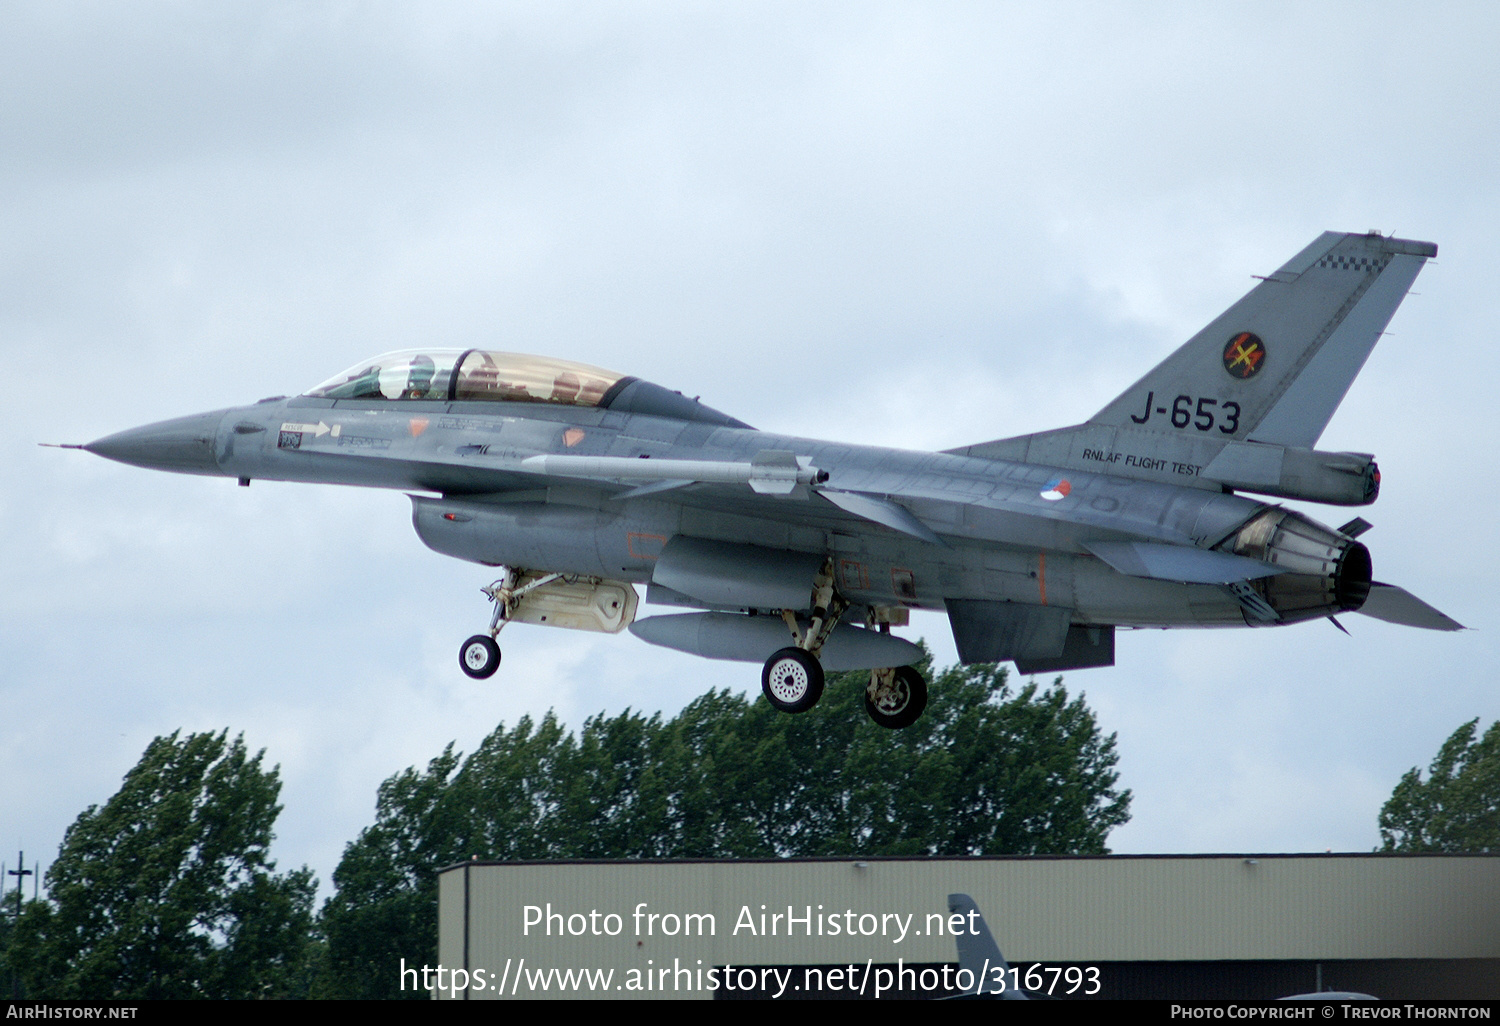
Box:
left=84, top=410, right=229, bottom=476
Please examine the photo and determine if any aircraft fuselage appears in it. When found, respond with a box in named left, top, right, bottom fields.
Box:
left=76, top=231, right=1461, bottom=726
left=97, top=393, right=1277, bottom=630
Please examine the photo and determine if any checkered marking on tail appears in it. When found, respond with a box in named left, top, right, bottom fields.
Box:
left=1317, top=255, right=1391, bottom=272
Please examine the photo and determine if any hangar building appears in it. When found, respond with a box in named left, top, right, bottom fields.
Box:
left=433, top=853, right=1499, bottom=1000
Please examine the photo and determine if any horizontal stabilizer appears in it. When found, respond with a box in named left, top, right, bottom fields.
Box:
left=1085, top=541, right=1279, bottom=584
left=1358, top=583, right=1464, bottom=631
left=820, top=489, right=944, bottom=545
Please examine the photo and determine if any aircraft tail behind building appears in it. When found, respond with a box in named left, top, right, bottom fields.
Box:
left=950, top=231, right=1437, bottom=506
left=948, top=892, right=1030, bottom=1000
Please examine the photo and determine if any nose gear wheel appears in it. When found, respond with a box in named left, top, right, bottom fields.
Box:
left=457, top=566, right=563, bottom=680
left=459, top=635, right=501, bottom=679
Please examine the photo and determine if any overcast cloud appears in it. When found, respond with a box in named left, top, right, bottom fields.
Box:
left=3, top=2, right=1497, bottom=893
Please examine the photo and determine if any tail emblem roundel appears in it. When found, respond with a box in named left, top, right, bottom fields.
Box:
left=1223, top=332, right=1267, bottom=379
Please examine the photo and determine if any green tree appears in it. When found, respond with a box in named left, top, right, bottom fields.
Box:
left=318, top=743, right=466, bottom=999
left=11, top=730, right=316, bottom=999
left=1379, top=718, right=1500, bottom=853
left=660, top=661, right=1131, bottom=858
left=322, top=658, right=1130, bottom=998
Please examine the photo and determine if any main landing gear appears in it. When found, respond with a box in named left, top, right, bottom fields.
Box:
left=759, top=560, right=842, bottom=714
left=457, top=567, right=564, bottom=680
left=864, top=665, right=927, bottom=729
left=760, top=645, right=928, bottom=730
left=757, top=560, right=928, bottom=729
left=761, top=647, right=824, bottom=713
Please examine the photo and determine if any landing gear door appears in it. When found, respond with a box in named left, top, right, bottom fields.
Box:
left=507, top=574, right=639, bottom=633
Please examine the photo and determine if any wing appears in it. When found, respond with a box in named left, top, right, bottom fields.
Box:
left=1357, top=583, right=1465, bottom=631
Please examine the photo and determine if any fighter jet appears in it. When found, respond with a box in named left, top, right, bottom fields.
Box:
left=72, top=230, right=1461, bottom=729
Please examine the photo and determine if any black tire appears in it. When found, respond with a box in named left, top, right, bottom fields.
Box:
left=761, top=647, right=825, bottom=713
left=865, top=665, right=927, bottom=729
left=459, top=635, right=501, bottom=679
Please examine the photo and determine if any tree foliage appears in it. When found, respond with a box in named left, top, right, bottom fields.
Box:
left=322, top=659, right=1130, bottom=998
left=1379, top=718, right=1500, bottom=853
left=11, top=730, right=316, bottom=999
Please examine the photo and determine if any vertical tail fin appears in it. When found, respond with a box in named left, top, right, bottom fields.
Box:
left=948, top=231, right=1436, bottom=503
left=1091, top=231, right=1435, bottom=447
left=948, top=892, right=1030, bottom=1000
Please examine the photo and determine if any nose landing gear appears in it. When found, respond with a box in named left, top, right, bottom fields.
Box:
left=455, top=567, right=564, bottom=680
left=459, top=634, right=501, bottom=679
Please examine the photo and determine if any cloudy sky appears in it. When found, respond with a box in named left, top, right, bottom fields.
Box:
left=3, top=2, right=1497, bottom=895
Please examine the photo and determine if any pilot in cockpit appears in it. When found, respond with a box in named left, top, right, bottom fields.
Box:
left=402, top=354, right=438, bottom=400
left=548, top=371, right=581, bottom=404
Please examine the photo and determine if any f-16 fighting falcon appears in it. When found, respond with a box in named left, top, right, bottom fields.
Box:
left=71, top=231, right=1462, bottom=729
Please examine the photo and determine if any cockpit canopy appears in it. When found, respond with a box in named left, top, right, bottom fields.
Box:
left=303, top=349, right=753, bottom=429
left=306, top=349, right=629, bottom=408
